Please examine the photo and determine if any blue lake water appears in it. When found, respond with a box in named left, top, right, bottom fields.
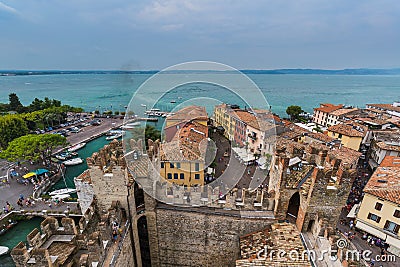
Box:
left=1, top=74, right=400, bottom=117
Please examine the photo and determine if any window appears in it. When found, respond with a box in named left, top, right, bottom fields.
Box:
left=338, top=133, right=343, bottom=138
left=367, top=213, right=381, bottom=223
left=180, top=173, right=184, bottom=179
left=195, top=174, right=200, bottom=180
left=176, top=162, right=181, bottom=169
left=375, top=202, right=383, bottom=211
left=384, top=220, right=400, bottom=234
left=170, top=163, right=174, bottom=168
left=394, top=210, right=400, bottom=218
left=195, top=163, right=199, bottom=171
left=174, top=173, right=178, bottom=179
left=161, top=162, right=164, bottom=168
left=167, top=173, right=172, bottom=179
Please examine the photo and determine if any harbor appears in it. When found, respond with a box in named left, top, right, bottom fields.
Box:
left=0, top=117, right=128, bottom=266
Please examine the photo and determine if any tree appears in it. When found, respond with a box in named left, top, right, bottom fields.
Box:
left=0, top=115, right=29, bottom=149
left=286, top=105, right=303, bottom=121
left=114, top=111, right=120, bottom=115
left=9, top=93, right=24, bottom=113
left=1, top=134, right=67, bottom=162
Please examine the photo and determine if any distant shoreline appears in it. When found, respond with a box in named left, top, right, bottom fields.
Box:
left=1, top=68, right=400, bottom=76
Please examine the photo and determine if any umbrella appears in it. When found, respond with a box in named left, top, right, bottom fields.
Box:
left=22, top=172, right=36, bottom=179
left=35, top=169, right=49, bottom=175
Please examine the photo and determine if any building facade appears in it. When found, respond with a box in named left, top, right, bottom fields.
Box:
left=312, top=103, right=343, bottom=127
left=356, top=156, right=400, bottom=256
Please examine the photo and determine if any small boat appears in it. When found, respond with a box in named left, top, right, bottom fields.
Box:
left=0, top=246, right=9, bottom=256
left=0, top=228, right=7, bottom=236
left=67, top=143, right=86, bottom=152
left=56, top=152, right=72, bottom=160
left=106, top=133, right=123, bottom=140
left=51, top=194, right=70, bottom=200
left=63, top=158, right=83, bottom=166
left=49, top=188, right=77, bottom=196
left=126, top=122, right=140, bottom=127
left=141, top=104, right=147, bottom=107
left=6, top=221, right=17, bottom=229
left=170, top=100, right=176, bottom=103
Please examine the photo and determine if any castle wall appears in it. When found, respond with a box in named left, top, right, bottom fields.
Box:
left=153, top=208, right=275, bottom=267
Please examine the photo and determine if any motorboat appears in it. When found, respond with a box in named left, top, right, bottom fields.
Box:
left=49, top=188, right=77, bottom=196
left=55, top=151, right=77, bottom=160
left=63, top=158, right=83, bottom=166
left=170, top=100, right=176, bottom=103
left=51, top=194, right=70, bottom=200
left=67, top=143, right=86, bottom=152
left=106, top=129, right=126, bottom=136
left=0, top=246, right=9, bottom=256
left=106, top=133, right=123, bottom=140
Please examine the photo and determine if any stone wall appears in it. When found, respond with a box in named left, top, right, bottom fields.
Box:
left=153, top=208, right=275, bottom=267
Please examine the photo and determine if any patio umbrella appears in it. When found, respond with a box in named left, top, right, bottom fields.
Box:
left=35, top=169, right=49, bottom=175
left=22, top=172, right=36, bottom=179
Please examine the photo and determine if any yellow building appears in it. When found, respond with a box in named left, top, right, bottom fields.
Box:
left=327, top=123, right=366, bottom=151
left=356, top=156, right=400, bottom=256
left=214, top=103, right=238, bottom=141
left=160, top=121, right=208, bottom=187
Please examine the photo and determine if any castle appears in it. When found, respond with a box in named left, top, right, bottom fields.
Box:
left=11, top=125, right=360, bottom=266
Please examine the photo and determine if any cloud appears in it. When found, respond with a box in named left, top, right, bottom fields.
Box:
left=0, top=1, right=19, bottom=15
left=160, top=23, right=183, bottom=31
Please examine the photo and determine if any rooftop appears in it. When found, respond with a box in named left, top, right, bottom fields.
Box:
left=367, top=103, right=400, bottom=113
left=330, top=107, right=358, bottom=117
left=314, top=103, right=343, bottom=113
left=327, top=123, right=366, bottom=137
left=364, top=156, right=400, bottom=205
left=236, top=222, right=311, bottom=267
left=161, top=121, right=208, bottom=161
left=166, top=105, right=208, bottom=127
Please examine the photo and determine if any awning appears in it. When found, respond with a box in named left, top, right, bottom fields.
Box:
left=355, top=220, right=387, bottom=239
left=347, top=204, right=360, bottom=218
left=35, top=169, right=49, bottom=175
left=289, top=157, right=302, bottom=167
left=22, top=172, right=36, bottom=178
left=386, top=235, right=400, bottom=249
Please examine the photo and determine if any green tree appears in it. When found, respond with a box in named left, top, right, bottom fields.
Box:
left=9, top=93, right=24, bottom=113
left=286, top=105, right=303, bottom=121
left=1, top=134, right=67, bottom=161
left=114, top=111, right=120, bottom=115
left=0, top=115, right=29, bottom=149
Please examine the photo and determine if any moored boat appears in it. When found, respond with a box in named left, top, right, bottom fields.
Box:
left=63, top=158, right=83, bottom=166
left=106, top=133, right=123, bottom=140
left=0, top=246, right=9, bottom=256
left=49, top=188, right=77, bottom=196
left=51, top=194, right=70, bottom=200
left=67, top=143, right=86, bottom=152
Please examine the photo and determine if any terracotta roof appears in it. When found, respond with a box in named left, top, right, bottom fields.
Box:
left=314, top=103, right=343, bottom=113
left=161, top=121, right=208, bottom=161
left=375, top=141, right=400, bottom=152
left=234, top=110, right=256, bottom=124
left=327, top=123, right=366, bottom=137
left=236, top=223, right=311, bottom=267
left=364, top=156, right=400, bottom=205
left=367, top=103, right=400, bottom=113
left=166, top=105, right=207, bottom=127
left=330, top=108, right=358, bottom=117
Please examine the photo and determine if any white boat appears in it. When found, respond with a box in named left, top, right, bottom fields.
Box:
left=0, top=246, right=9, bottom=256
left=67, top=143, right=86, bottom=152
left=51, top=194, right=70, bottom=200
left=63, top=158, right=83, bottom=166
left=106, top=133, right=123, bottom=140
left=127, top=122, right=141, bottom=127
left=49, top=188, right=77, bottom=196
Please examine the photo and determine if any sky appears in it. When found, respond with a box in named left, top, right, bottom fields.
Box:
left=0, top=0, right=400, bottom=70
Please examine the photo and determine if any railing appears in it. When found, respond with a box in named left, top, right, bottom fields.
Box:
left=108, top=220, right=131, bottom=267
